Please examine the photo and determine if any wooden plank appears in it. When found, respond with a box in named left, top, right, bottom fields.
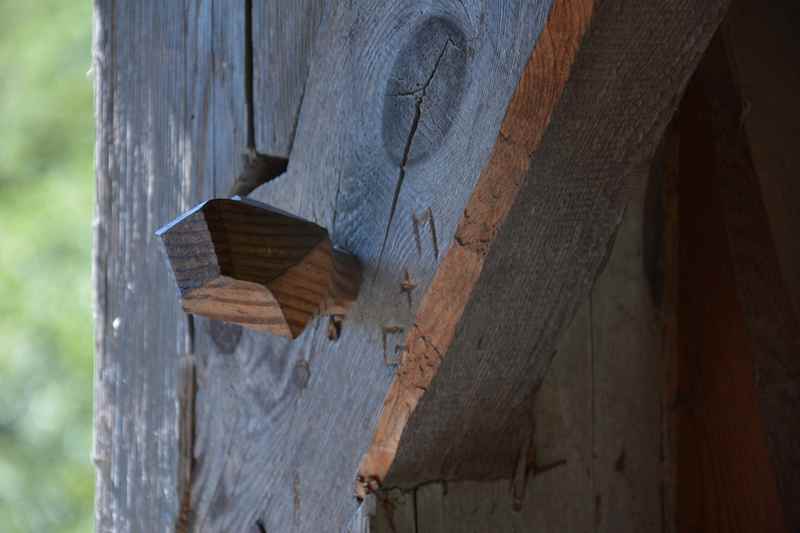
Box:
left=371, top=149, right=668, bottom=532
left=722, top=8, right=800, bottom=528
left=190, top=1, right=556, bottom=531
left=92, top=1, right=246, bottom=531
left=359, top=0, right=594, bottom=485
left=726, top=0, right=800, bottom=320
left=370, top=490, right=416, bottom=533
left=252, top=0, right=324, bottom=156
left=671, top=33, right=797, bottom=532
left=379, top=0, right=731, bottom=486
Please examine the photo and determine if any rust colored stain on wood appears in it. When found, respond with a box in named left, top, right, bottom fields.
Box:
left=357, top=0, right=595, bottom=488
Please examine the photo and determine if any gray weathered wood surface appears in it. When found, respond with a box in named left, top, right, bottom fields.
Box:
left=93, top=1, right=246, bottom=532
left=252, top=0, right=323, bottom=156
left=95, top=0, right=555, bottom=531
left=193, top=1, right=554, bottom=530
left=370, top=164, right=671, bottom=532
left=384, top=0, right=731, bottom=485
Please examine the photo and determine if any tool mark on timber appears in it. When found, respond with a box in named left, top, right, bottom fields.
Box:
left=412, top=207, right=439, bottom=258
left=382, top=325, right=407, bottom=366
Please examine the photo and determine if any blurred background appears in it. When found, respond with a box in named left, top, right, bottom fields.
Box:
left=0, top=1, right=94, bottom=531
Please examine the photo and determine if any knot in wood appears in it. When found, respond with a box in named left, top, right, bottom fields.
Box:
left=156, top=197, right=362, bottom=339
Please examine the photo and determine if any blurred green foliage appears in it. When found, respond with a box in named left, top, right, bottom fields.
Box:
left=0, top=1, right=94, bottom=531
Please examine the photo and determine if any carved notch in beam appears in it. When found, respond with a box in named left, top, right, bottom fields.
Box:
left=156, top=197, right=361, bottom=338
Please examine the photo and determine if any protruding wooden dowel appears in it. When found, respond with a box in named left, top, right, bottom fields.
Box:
left=156, top=197, right=362, bottom=339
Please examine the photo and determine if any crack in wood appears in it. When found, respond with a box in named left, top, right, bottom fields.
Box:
left=175, top=314, right=197, bottom=533
left=228, top=0, right=289, bottom=199
left=244, top=0, right=255, bottom=151
left=376, top=39, right=453, bottom=275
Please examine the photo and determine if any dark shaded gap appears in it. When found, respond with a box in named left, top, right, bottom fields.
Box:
left=244, top=0, right=255, bottom=151
left=230, top=0, right=289, bottom=198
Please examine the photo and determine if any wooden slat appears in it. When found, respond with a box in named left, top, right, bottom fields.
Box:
left=92, top=1, right=246, bottom=532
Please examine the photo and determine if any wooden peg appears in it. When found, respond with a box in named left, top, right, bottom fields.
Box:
left=156, top=197, right=361, bottom=339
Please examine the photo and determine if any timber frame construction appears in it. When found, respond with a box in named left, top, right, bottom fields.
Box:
left=94, top=0, right=800, bottom=531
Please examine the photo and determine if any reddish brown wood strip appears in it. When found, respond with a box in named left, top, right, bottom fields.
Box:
left=357, top=0, right=595, bottom=488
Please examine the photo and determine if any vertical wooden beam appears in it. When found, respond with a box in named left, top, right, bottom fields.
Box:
left=725, top=0, right=800, bottom=320
left=92, top=1, right=246, bottom=531
left=252, top=0, right=324, bottom=157
left=672, top=35, right=791, bottom=533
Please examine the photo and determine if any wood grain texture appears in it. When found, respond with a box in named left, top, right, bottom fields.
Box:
left=371, top=152, right=671, bottom=532
left=672, top=33, right=796, bottom=533
left=157, top=197, right=361, bottom=338
left=381, top=0, right=731, bottom=486
left=358, top=0, right=594, bottom=485
left=252, top=0, right=324, bottom=157
left=191, top=1, right=555, bottom=531
left=92, top=1, right=246, bottom=531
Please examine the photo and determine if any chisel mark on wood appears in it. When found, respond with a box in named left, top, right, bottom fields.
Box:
left=411, top=207, right=438, bottom=258
left=400, top=270, right=417, bottom=308
left=293, top=471, right=301, bottom=526
left=382, top=326, right=406, bottom=366
left=327, top=315, right=343, bottom=341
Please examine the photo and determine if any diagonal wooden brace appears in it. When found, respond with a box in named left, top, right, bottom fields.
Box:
left=156, top=197, right=361, bottom=339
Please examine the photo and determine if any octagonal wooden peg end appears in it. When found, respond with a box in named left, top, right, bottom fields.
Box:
left=156, top=197, right=361, bottom=339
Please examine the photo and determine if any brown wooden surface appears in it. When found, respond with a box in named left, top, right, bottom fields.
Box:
left=723, top=6, right=800, bottom=527
left=672, top=35, right=792, bottom=533
left=726, top=0, right=800, bottom=321
left=158, top=197, right=361, bottom=338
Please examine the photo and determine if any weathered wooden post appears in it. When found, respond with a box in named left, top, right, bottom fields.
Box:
left=92, top=0, right=800, bottom=531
